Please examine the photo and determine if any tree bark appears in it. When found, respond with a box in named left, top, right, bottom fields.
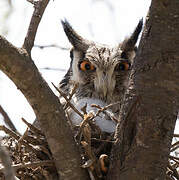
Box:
left=107, top=0, right=179, bottom=179
left=0, top=37, right=89, bottom=180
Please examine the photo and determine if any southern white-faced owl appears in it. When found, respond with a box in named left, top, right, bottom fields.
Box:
left=59, top=20, right=143, bottom=133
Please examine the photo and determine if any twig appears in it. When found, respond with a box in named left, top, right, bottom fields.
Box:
left=0, top=125, right=20, bottom=140
left=26, top=0, right=38, bottom=5
left=169, top=155, right=179, bottom=161
left=40, top=67, right=66, bottom=71
left=21, top=117, right=44, bottom=136
left=0, top=105, right=18, bottom=133
left=173, top=134, right=179, bottom=138
left=170, top=145, right=179, bottom=152
left=18, top=128, right=29, bottom=148
left=168, top=163, right=179, bottom=180
left=0, top=125, right=43, bottom=156
left=169, top=156, right=179, bottom=166
left=91, top=102, right=120, bottom=123
left=88, top=169, right=96, bottom=180
left=0, top=144, right=16, bottom=180
left=0, top=160, right=54, bottom=173
left=34, top=44, right=70, bottom=50
left=89, top=102, right=120, bottom=124
left=91, top=101, right=120, bottom=110
left=52, top=82, right=84, bottom=118
left=64, top=83, right=78, bottom=110
left=94, top=135, right=113, bottom=156
left=23, top=0, right=50, bottom=53
left=81, top=141, right=102, bottom=178
left=91, top=138, right=114, bottom=143
left=171, top=140, right=179, bottom=148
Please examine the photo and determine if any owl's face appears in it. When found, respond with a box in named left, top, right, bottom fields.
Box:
left=60, top=20, right=142, bottom=104
left=71, top=45, right=132, bottom=103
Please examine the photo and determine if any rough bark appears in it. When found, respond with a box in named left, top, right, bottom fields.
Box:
left=107, top=0, right=179, bottom=179
left=0, top=33, right=88, bottom=180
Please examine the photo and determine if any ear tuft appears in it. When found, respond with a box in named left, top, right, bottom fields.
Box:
left=61, top=19, right=90, bottom=52
left=120, top=19, right=143, bottom=60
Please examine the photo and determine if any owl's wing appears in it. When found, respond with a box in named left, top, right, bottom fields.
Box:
left=59, top=67, right=72, bottom=94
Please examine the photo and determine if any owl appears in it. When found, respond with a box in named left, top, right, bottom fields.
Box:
left=59, top=19, right=143, bottom=133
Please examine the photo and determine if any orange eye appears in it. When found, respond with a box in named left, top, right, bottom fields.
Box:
left=115, top=62, right=130, bottom=71
left=79, top=61, right=95, bottom=71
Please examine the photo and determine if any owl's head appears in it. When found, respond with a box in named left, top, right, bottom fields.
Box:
left=61, top=20, right=143, bottom=102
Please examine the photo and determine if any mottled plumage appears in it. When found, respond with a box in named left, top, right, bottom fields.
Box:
left=59, top=19, right=143, bottom=133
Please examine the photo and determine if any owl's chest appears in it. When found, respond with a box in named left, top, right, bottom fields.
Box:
left=69, top=97, right=118, bottom=133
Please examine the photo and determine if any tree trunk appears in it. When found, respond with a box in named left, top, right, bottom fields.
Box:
left=107, top=0, right=179, bottom=179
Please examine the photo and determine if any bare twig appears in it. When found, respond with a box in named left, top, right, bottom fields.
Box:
left=169, top=156, right=179, bottom=166
left=34, top=44, right=70, bottom=50
left=91, top=138, right=114, bottom=143
left=170, top=145, right=179, bottom=152
left=173, top=134, right=179, bottom=138
left=64, top=83, right=79, bottom=110
left=0, top=125, right=20, bottom=140
left=0, top=144, right=16, bottom=180
left=169, top=155, right=179, bottom=161
left=0, top=105, right=18, bottom=133
left=0, top=125, right=44, bottom=157
left=171, top=140, right=179, bottom=148
left=40, top=67, right=66, bottom=71
left=168, top=163, right=179, bottom=180
left=23, top=0, right=50, bottom=53
left=21, top=117, right=44, bottom=136
left=88, top=169, right=96, bottom=180
left=91, top=102, right=120, bottom=123
left=0, top=160, right=54, bottom=173
left=81, top=141, right=102, bottom=178
left=94, top=135, right=113, bottom=156
left=52, top=82, right=84, bottom=118
left=26, top=0, right=38, bottom=5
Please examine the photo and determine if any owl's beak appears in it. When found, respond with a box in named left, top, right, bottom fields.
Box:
left=101, top=75, right=108, bottom=98
left=95, top=71, right=114, bottom=99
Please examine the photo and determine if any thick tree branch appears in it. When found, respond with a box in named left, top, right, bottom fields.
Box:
left=108, top=1, right=179, bottom=179
left=0, top=0, right=89, bottom=179
left=0, top=36, right=89, bottom=179
left=23, top=0, right=49, bottom=54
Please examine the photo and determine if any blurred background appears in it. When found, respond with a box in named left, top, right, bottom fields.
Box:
left=0, top=0, right=177, bottom=142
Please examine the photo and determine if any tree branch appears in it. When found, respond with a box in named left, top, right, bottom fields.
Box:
left=0, top=35, right=89, bottom=180
left=0, top=2, right=90, bottom=173
left=0, top=105, right=18, bottom=133
left=23, top=0, right=50, bottom=54
left=0, top=34, right=89, bottom=179
left=0, top=0, right=90, bottom=178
